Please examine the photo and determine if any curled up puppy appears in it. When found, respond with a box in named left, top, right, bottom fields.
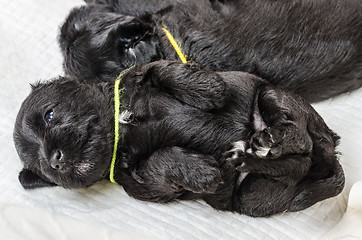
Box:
left=14, top=61, right=344, bottom=217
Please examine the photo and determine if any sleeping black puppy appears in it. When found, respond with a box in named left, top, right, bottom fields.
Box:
left=14, top=61, right=344, bottom=217
left=59, top=0, right=362, bottom=102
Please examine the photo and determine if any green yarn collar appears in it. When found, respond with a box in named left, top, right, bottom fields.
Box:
left=109, top=66, right=135, bottom=183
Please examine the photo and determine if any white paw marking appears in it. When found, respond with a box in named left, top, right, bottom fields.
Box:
left=246, top=147, right=271, bottom=157
left=230, top=141, right=247, bottom=159
left=231, top=153, right=239, bottom=159
left=232, top=141, right=246, bottom=152
left=255, top=147, right=271, bottom=157
left=119, top=110, right=133, bottom=124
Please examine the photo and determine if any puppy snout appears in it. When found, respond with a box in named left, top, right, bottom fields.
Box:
left=50, top=150, right=65, bottom=170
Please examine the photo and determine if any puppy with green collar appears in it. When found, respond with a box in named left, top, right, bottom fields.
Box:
left=14, top=61, right=344, bottom=217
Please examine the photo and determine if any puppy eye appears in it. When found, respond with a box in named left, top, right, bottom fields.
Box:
left=44, top=109, right=54, bottom=123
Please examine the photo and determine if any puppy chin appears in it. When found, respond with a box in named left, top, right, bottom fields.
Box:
left=38, top=159, right=102, bottom=189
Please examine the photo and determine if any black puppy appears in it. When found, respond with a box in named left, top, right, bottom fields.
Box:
left=59, top=0, right=362, bottom=102
left=14, top=61, right=344, bottom=217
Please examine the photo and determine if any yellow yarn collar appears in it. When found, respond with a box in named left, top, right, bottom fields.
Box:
left=109, top=66, right=135, bottom=183
left=161, top=24, right=188, bottom=64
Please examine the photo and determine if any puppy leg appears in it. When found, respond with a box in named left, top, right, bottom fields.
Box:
left=225, top=142, right=313, bottom=216
left=234, top=175, right=297, bottom=217
left=121, top=146, right=223, bottom=202
left=225, top=142, right=311, bottom=182
left=289, top=161, right=345, bottom=211
left=289, top=115, right=345, bottom=211
left=247, top=85, right=345, bottom=211
left=137, top=61, right=227, bottom=111
left=248, top=85, right=313, bottom=158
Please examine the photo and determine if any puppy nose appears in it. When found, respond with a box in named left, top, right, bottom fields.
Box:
left=50, top=150, right=65, bottom=170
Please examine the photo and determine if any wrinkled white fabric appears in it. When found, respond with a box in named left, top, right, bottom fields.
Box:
left=320, top=181, right=362, bottom=240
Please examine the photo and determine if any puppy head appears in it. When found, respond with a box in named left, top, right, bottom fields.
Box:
left=59, top=5, right=162, bottom=82
left=14, top=78, right=114, bottom=189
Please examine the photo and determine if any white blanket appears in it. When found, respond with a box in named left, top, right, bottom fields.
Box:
left=1, top=0, right=361, bottom=239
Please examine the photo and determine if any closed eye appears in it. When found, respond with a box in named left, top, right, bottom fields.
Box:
left=116, top=30, right=149, bottom=51
left=44, top=109, right=54, bottom=124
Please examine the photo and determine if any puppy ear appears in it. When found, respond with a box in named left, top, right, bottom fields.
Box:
left=18, top=168, right=56, bottom=189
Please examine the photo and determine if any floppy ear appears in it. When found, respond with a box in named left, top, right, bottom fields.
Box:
left=18, top=168, right=56, bottom=189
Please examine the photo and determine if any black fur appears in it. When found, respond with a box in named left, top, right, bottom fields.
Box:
left=14, top=61, right=344, bottom=217
left=59, top=0, right=362, bottom=102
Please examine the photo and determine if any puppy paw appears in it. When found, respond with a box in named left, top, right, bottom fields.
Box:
left=247, top=127, right=283, bottom=158
left=224, top=141, right=257, bottom=174
left=224, top=140, right=248, bottom=167
left=183, top=166, right=223, bottom=194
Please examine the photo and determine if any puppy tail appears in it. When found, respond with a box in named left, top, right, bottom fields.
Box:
left=288, top=160, right=345, bottom=212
